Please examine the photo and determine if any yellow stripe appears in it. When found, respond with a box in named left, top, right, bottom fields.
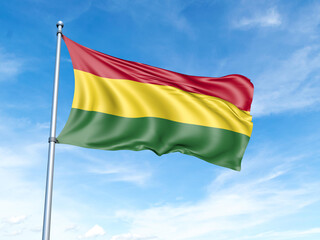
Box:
left=72, top=70, right=253, bottom=136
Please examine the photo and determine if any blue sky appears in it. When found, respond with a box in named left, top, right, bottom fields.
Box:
left=1, top=0, right=320, bottom=239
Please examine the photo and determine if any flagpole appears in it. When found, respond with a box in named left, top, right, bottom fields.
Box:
left=42, top=21, right=64, bottom=240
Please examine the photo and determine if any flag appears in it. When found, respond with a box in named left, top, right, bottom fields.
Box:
left=57, top=35, right=254, bottom=171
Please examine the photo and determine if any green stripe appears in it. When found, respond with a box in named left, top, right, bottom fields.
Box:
left=57, top=108, right=250, bottom=171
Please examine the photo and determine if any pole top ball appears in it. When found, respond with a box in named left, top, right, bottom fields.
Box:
left=56, top=21, right=64, bottom=28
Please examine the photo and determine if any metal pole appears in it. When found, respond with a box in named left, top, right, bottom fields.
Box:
left=42, top=20, right=64, bottom=240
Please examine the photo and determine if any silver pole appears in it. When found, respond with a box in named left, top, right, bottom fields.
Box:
left=42, top=20, right=64, bottom=240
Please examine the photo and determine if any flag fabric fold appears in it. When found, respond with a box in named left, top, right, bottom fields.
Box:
left=57, top=35, right=254, bottom=171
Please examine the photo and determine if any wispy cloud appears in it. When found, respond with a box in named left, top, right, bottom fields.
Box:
left=0, top=48, right=23, bottom=81
left=30, top=226, right=42, bottom=232
left=65, top=224, right=79, bottom=232
left=239, top=228, right=320, bottom=240
left=3, top=229, right=23, bottom=236
left=81, top=153, right=153, bottom=186
left=62, top=0, right=93, bottom=23
left=0, top=142, right=46, bottom=168
left=0, top=113, right=86, bottom=239
left=0, top=114, right=49, bottom=239
left=95, top=0, right=194, bottom=35
left=7, top=215, right=27, bottom=224
left=90, top=164, right=152, bottom=186
left=8, top=0, right=93, bottom=25
left=286, top=2, right=320, bottom=38
left=252, top=45, right=320, bottom=116
left=113, top=153, right=320, bottom=240
left=111, top=233, right=157, bottom=240
left=235, top=8, right=281, bottom=28
left=79, top=225, right=106, bottom=239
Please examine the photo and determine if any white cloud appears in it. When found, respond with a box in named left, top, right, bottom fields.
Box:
left=12, top=0, right=93, bottom=25
left=0, top=114, right=89, bottom=240
left=239, top=227, right=320, bottom=240
left=36, top=122, right=50, bottom=129
left=113, top=154, right=320, bottom=240
left=0, top=105, right=319, bottom=240
left=4, top=229, right=23, bottom=236
left=95, top=0, right=193, bottom=34
left=65, top=224, right=79, bottom=232
left=7, top=215, right=27, bottom=224
left=0, top=142, right=46, bottom=240
left=111, top=233, right=157, bottom=240
left=235, top=8, right=281, bottom=28
left=79, top=225, right=106, bottom=239
left=30, top=226, right=42, bottom=232
left=252, top=45, right=320, bottom=116
left=0, top=142, right=46, bottom=168
left=90, top=165, right=152, bottom=186
left=286, top=2, right=320, bottom=38
left=62, top=0, right=93, bottom=23
left=0, top=48, right=23, bottom=81
left=83, top=153, right=153, bottom=186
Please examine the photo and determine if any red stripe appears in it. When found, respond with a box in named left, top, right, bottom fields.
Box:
left=62, top=35, right=254, bottom=111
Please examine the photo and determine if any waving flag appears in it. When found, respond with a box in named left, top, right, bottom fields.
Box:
left=57, top=35, right=254, bottom=170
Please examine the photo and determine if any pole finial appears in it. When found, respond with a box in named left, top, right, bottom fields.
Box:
left=56, top=21, right=64, bottom=28
left=56, top=21, right=64, bottom=35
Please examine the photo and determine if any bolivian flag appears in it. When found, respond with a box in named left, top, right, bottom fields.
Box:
left=57, top=35, right=254, bottom=171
